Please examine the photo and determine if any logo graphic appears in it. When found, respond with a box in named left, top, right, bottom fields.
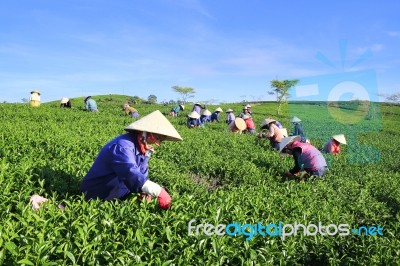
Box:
left=289, top=40, right=381, bottom=164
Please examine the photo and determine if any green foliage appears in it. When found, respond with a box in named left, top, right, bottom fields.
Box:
left=172, top=86, right=196, bottom=104
left=269, top=79, right=299, bottom=117
left=0, top=100, right=399, bottom=265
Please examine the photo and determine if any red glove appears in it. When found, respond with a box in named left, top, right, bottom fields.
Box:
left=158, top=188, right=172, bottom=209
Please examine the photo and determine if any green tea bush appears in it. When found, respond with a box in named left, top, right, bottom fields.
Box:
left=0, top=98, right=399, bottom=265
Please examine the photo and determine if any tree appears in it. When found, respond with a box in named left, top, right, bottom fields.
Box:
left=172, top=85, right=195, bottom=104
left=268, top=79, right=299, bottom=116
left=147, top=94, right=157, bottom=104
left=21, top=98, right=28, bottom=103
left=385, top=92, right=400, bottom=105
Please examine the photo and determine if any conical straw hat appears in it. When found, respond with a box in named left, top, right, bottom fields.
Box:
left=188, top=111, right=200, bottom=119
left=60, top=97, right=69, bottom=104
left=245, top=104, right=251, bottom=108
left=179, top=104, right=185, bottom=110
left=225, top=108, right=233, bottom=113
left=202, top=109, right=212, bottom=116
left=31, top=90, right=40, bottom=95
left=290, top=116, right=301, bottom=123
left=260, top=118, right=276, bottom=128
left=124, top=110, right=182, bottom=141
left=333, top=134, right=346, bottom=144
left=234, top=117, right=246, bottom=130
left=215, top=107, right=223, bottom=112
left=279, top=136, right=301, bottom=154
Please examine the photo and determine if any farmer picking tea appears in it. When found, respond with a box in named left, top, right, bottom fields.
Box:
left=323, top=134, right=347, bottom=155
left=258, top=118, right=284, bottom=151
left=81, top=110, right=182, bottom=209
left=279, top=136, right=328, bottom=178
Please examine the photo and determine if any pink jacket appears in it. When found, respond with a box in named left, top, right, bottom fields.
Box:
left=291, top=141, right=327, bottom=171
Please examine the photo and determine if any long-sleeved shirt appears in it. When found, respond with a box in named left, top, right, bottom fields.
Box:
left=187, top=117, right=201, bottom=128
left=289, top=141, right=327, bottom=175
left=192, top=105, right=202, bottom=114
left=292, top=123, right=306, bottom=143
left=171, top=105, right=181, bottom=115
left=200, top=115, right=211, bottom=123
left=324, top=139, right=340, bottom=154
left=81, top=133, right=149, bottom=200
left=85, top=98, right=98, bottom=112
left=226, top=113, right=235, bottom=124
left=211, top=112, right=220, bottom=122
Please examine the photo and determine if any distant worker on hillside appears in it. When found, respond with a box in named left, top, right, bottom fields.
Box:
left=279, top=136, right=328, bottom=179
left=289, top=116, right=307, bottom=143
left=60, top=97, right=72, bottom=108
left=170, top=104, right=184, bottom=117
left=211, top=107, right=223, bottom=122
left=258, top=118, right=284, bottom=151
left=123, top=103, right=139, bottom=118
left=323, top=134, right=347, bottom=155
left=228, top=117, right=246, bottom=134
left=187, top=111, right=201, bottom=128
left=225, top=109, right=235, bottom=124
left=245, top=104, right=253, bottom=116
left=81, top=110, right=182, bottom=209
left=242, top=115, right=256, bottom=134
left=239, top=106, right=250, bottom=118
left=84, top=96, right=98, bottom=112
left=29, top=90, right=41, bottom=107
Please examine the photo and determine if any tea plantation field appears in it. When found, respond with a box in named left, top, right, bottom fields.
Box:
left=0, top=95, right=399, bottom=265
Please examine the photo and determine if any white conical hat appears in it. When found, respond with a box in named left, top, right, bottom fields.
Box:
left=215, top=107, right=223, bottom=112
left=261, top=118, right=276, bottom=128
left=202, top=109, right=212, bottom=116
left=234, top=117, right=246, bottom=130
left=279, top=136, right=301, bottom=154
left=60, top=97, right=69, bottom=104
left=245, top=104, right=251, bottom=108
left=225, top=108, right=233, bottom=113
left=179, top=104, right=185, bottom=110
left=124, top=110, right=182, bottom=141
left=290, top=116, right=301, bottom=123
left=31, top=90, right=40, bottom=95
left=188, top=111, right=200, bottom=119
left=333, top=134, right=347, bottom=144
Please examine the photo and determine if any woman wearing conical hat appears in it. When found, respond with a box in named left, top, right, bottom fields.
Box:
left=169, top=104, right=184, bottom=117
left=289, top=116, right=307, bottom=143
left=225, top=108, right=235, bottom=124
left=323, top=134, right=347, bottom=155
left=122, top=103, right=139, bottom=118
left=60, top=97, right=72, bottom=108
left=191, top=102, right=205, bottom=115
left=211, top=107, right=223, bottom=123
left=228, top=117, right=246, bottom=134
left=280, top=136, right=328, bottom=179
left=29, top=90, right=41, bottom=107
left=187, top=111, right=201, bottom=128
left=258, top=118, right=284, bottom=151
left=81, top=110, right=182, bottom=209
left=200, top=109, right=212, bottom=124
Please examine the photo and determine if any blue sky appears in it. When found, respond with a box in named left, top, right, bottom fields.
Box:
left=0, top=0, right=399, bottom=103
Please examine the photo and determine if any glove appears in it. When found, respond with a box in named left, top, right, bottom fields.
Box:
left=141, top=180, right=172, bottom=210
left=158, top=188, right=172, bottom=210
left=30, top=194, right=48, bottom=211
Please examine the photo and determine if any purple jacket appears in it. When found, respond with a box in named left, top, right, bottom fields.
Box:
left=81, top=133, right=149, bottom=200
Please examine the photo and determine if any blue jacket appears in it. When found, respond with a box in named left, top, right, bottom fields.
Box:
left=211, top=112, right=220, bottom=122
left=292, top=123, right=307, bottom=143
left=81, top=133, right=149, bottom=200
left=171, top=105, right=181, bottom=114
left=200, top=115, right=211, bottom=123
left=85, top=98, right=98, bottom=112
left=187, top=117, right=201, bottom=128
